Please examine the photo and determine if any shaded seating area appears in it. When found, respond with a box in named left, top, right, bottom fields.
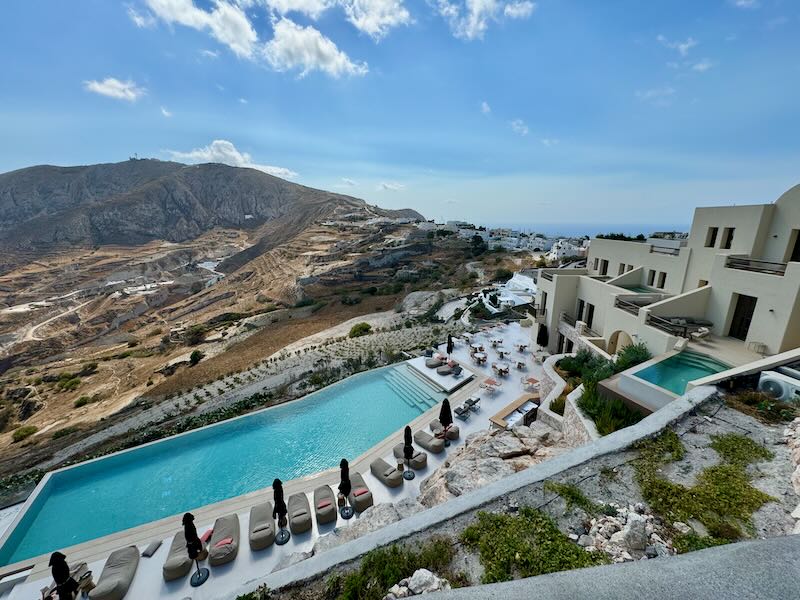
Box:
left=288, top=493, right=312, bottom=534
left=208, top=514, right=240, bottom=567
left=414, top=429, right=445, bottom=453
left=454, top=405, right=470, bottom=420
left=430, top=419, right=460, bottom=440
left=88, top=546, right=139, bottom=600
left=162, top=531, right=192, bottom=582
left=393, top=443, right=428, bottom=469
left=314, top=485, right=337, bottom=525
left=248, top=502, right=276, bottom=551
left=347, top=472, right=374, bottom=512
left=370, top=457, right=404, bottom=488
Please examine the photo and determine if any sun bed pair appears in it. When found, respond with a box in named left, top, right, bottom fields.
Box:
left=347, top=472, right=374, bottom=512
left=89, top=546, right=139, bottom=600
left=392, top=443, right=428, bottom=469
left=430, top=419, right=460, bottom=440
left=426, top=357, right=444, bottom=369
left=288, top=493, right=312, bottom=534
left=370, top=457, right=404, bottom=488
left=42, top=561, right=90, bottom=598
left=464, top=397, right=480, bottom=412
left=413, top=429, right=445, bottom=454
left=454, top=405, right=470, bottom=421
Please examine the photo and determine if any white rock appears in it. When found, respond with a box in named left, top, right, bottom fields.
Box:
left=673, top=521, right=692, bottom=535
left=609, top=531, right=625, bottom=544
left=578, top=534, right=594, bottom=547
left=568, top=533, right=579, bottom=541
left=272, top=550, right=312, bottom=572
left=407, top=569, right=450, bottom=595
left=791, top=504, right=800, bottom=520
left=622, top=513, right=648, bottom=551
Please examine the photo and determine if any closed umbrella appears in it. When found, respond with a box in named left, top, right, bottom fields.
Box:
left=439, top=399, right=453, bottom=446
left=183, top=513, right=209, bottom=586
left=536, top=325, right=549, bottom=348
left=446, top=334, right=454, bottom=357
left=273, top=479, right=291, bottom=544
left=338, top=459, right=354, bottom=519
left=402, top=426, right=416, bottom=480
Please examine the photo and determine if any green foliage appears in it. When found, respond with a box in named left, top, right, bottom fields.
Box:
left=726, top=390, right=798, bottom=424
left=596, top=233, right=646, bottom=242
left=549, top=393, right=566, bottom=416
left=470, top=301, right=493, bottom=321
left=334, top=537, right=455, bottom=600
left=613, top=343, right=652, bottom=373
left=185, top=324, right=207, bottom=345
left=189, top=350, right=205, bottom=366
left=57, top=377, right=81, bottom=391
left=469, top=234, right=488, bottom=257
left=672, top=533, right=730, bottom=554
left=0, top=469, right=45, bottom=499
left=74, top=394, right=101, bottom=408
left=461, top=507, right=608, bottom=583
left=634, top=430, right=775, bottom=547
left=52, top=426, right=80, bottom=440
left=710, top=433, right=774, bottom=467
left=12, top=425, right=38, bottom=443
left=235, top=584, right=272, bottom=600
left=294, top=297, right=317, bottom=308
left=577, top=380, right=644, bottom=436
left=348, top=322, right=372, bottom=338
left=493, top=268, right=513, bottom=282
left=543, top=482, right=603, bottom=514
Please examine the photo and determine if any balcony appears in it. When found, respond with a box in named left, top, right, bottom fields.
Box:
left=725, top=255, right=787, bottom=276
left=649, top=246, right=680, bottom=256
left=614, top=297, right=641, bottom=315
left=541, top=271, right=554, bottom=281
left=560, top=312, right=600, bottom=338
left=533, top=306, right=547, bottom=323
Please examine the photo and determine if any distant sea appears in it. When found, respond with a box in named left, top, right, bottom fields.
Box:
left=485, top=223, right=691, bottom=238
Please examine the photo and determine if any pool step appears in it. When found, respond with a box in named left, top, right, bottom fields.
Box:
left=384, top=368, right=440, bottom=412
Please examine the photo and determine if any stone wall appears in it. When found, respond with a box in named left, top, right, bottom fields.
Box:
left=536, top=353, right=570, bottom=430
left=561, top=385, right=600, bottom=446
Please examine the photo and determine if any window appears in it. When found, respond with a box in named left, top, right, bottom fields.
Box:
left=585, top=303, right=595, bottom=328
left=721, top=227, right=735, bottom=250
left=565, top=339, right=574, bottom=353
left=647, top=269, right=656, bottom=286
left=599, top=259, right=609, bottom=276
left=592, top=257, right=599, bottom=271
left=698, top=279, right=708, bottom=287
left=618, top=263, right=626, bottom=276
left=657, top=272, right=667, bottom=288
left=705, top=227, right=718, bottom=248
left=577, top=299, right=586, bottom=321
left=627, top=264, right=635, bottom=272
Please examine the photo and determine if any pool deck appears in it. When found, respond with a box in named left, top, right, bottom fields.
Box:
left=1, top=323, right=543, bottom=600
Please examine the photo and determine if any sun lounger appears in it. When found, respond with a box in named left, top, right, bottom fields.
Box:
left=314, top=485, right=337, bottom=525
left=162, top=530, right=193, bottom=581
left=436, top=364, right=453, bottom=375
left=88, top=546, right=139, bottom=600
left=249, top=502, right=276, bottom=551
left=425, top=358, right=444, bottom=369
left=288, top=493, right=312, bottom=534
left=370, top=457, right=404, bottom=488
left=347, top=472, right=374, bottom=512
left=454, top=405, right=470, bottom=420
left=430, top=419, right=460, bottom=440
left=452, top=365, right=463, bottom=377
left=208, top=514, right=240, bottom=566
left=414, top=430, right=445, bottom=453
left=393, top=443, right=428, bottom=469
left=464, top=397, right=481, bottom=412
left=43, top=562, right=89, bottom=597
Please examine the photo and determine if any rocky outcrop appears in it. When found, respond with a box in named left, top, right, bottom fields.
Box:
left=580, top=503, right=675, bottom=562
left=383, top=569, right=451, bottom=599
left=783, top=417, right=800, bottom=534
left=418, top=422, right=569, bottom=507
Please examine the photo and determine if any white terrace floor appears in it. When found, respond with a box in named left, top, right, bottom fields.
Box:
left=1, top=322, right=544, bottom=600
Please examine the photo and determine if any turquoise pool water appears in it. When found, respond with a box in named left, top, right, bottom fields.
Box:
left=0, top=364, right=444, bottom=566
left=621, top=285, right=653, bottom=293
left=634, top=351, right=730, bottom=396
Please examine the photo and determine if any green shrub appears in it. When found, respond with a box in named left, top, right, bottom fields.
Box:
left=52, top=426, right=79, bottom=440
left=543, top=482, right=602, bottom=514
left=348, top=322, right=372, bottom=338
left=12, top=425, right=38, bottom=443
left=189, top=350, right=205, bottom=366
left=57, top=377, right=81, bottom=391
left=549, top=394, right=566, bottom=416
left=613, top=343, right=651, bottom=372
left=493, top=268, right=513, bottom=282
left=294, top=298, right=316, bottom=308
left=726, top=390, right=798, bottom=423
left=577, top=381, right=644, bottom=436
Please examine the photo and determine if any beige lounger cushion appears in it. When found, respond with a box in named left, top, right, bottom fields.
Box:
left=89, top=546, right=139, bottom=600
left=347, top=472, right=374, bottom=513
left=314, top=485, right=337, bottom=525
left=208, top=514, right=240, bottom=566
left=393, top=443, right=428, bottom=469
left=162, top=531, right=193, bottom=582
left=249, top=502, right=276, bottom=551
left=413, top=430, right=445, bottom=454
left=288, top=493, right=312, bottom=534
left=370, top=458, right=403, bottom=488
left=429, top=419, right=460, bottom=440
left=425, top=358, right=443, bottom=368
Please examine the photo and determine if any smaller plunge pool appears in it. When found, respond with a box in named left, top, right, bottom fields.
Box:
left=634, top=351, right=730, bottom=396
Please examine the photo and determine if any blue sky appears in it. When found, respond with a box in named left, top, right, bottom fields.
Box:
left=1, top=0, right=798, bottom=228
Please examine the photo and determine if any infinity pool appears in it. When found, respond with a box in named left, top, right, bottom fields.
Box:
left=634, top=351, right=730, bottom=396
left=0, top=364, right=444, bottom=566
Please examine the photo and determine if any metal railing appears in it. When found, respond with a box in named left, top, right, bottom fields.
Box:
left=614, top=297, right=641, bottom=315
left=649, top=246, right=680, bottom=256
left=560, top=312, right=576, bottom=326
left=725, top=255, right=787, bottom=276
left=541, top=271, right=554, bottom=281
left=583, top=325, right=601, bottom=338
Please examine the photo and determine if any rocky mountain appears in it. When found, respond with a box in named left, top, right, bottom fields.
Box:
left=0, top=159, right=422, bottom=258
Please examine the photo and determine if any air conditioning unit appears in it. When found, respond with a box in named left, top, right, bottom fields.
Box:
left=758, top=371, right=800, bottom=403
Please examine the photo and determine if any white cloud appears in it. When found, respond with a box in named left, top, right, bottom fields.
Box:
left=635, top=86, right=676, bottom=107
left=127, top=6, right=156, bottom=27
left=340, top=0, right=412, bottom=40
left=161, top=106, right=173, bottom=117
left=265, top=0, right=333, bottom=19
left=510, top=118, right=528, bottom=136
left=339, top=177, right=358, bottom=186
left=691, top=58, right=714, bottom=72
left=731, top=0, right=759, bottom=8
left=200, top=49, right=220, bottom=58
left=436, top=0, right=534, bottom=40
left=145, top=0, right=258, bottom=58
left=168, top=139, right=298, bottom=178
left=503, top=0, right=535, bottom=19
left=656, top=34, right=697, bottom=57
left=480, top=100, right=491, bottom=114
left=378, top=181, right=405, bottom=191
left=263, top=18, right=368, bottom=77
left=239, top=97, right=248, bottom=104
left=766, top=16, right=788, bottom=29
left=540, top=138, right=559, bottom=147
left=84, top=77, right=146, bottom=102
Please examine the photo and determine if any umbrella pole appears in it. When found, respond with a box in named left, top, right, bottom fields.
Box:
left=190, top=559, right=209, bottom=587
left=276, top=521, right=291, bottom=545
left=403, top=457, right=415, bottom=480
left=444, top=425, right=451, bottom=447
left=340, top=496, right=354, bottom=520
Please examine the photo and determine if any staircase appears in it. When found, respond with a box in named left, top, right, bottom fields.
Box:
left=384, top=365, right=442, bottom=413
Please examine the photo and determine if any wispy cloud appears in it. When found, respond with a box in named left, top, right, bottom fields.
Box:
left=635, top=86, right=676, bottom=107
left=503, top=1, right=535, bottom=19
left=160, top=106, right=173, bottom=117
left=339, top=177, right=357, bottom=186
left=378, top=181, right=405, bottom=191
left=436, top=0, right=536, bottom=40
left=691, top=59, right=714, bottom=72
left=730, top=0, right=759, bottom=8
left=657, top=34, right=698, bottom=57
left=238, top=97, right=248, bottom=104
left=264, top=0, right=334, bottom=19
left=340, top=0, right=412, bottom=41
left=200, top=49, right=220, bottom=59
left=540, top=138, right=559, bottom=147
left=766, top=16, right=788, bottom=29
left=510, top=118, right=529, bottom=136
left=83, top=77, right=146, bottom=102
left=480, top=101, right=491, bottom=115
left=168, top=139, right=298, bottom=179
left=127, top=5, right=156, bottom=28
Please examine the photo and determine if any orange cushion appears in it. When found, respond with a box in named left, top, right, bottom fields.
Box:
left=200, top=530, right=213, bottom=543
left=214, top=537, right=233, bottom=548
left=353, top=488, right=369, bottom=497
left=317, top=500, right=332, bottom=509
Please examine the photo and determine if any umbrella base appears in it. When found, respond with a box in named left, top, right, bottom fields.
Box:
left=276, top=529, right=291, bottom=545
left=403, top=470, right=415, bottom=480
left=340, top=506, right=355, bottom=520
left=191, top=567, right=209, bottom=587
left=444, top=440, right=451, bottom=447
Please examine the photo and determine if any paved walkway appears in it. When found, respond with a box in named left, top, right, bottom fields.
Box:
left=426, top=535, right=800, bottom=600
